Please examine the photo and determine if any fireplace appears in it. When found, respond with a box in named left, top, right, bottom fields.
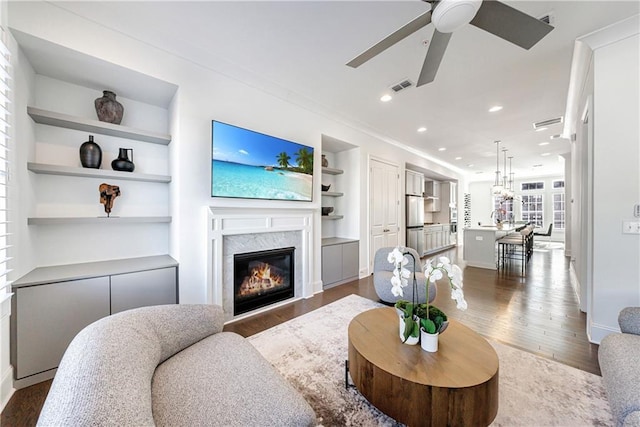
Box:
left=233, top=247, right=295, bottom=316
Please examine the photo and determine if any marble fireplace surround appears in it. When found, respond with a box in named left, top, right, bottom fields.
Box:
left=207, top=207, right=314, bottom=322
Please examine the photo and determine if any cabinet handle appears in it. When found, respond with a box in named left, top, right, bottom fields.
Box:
left=383, top=228, right=390, bottom=232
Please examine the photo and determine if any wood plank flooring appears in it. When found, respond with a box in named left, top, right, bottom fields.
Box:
left=0, top=244, right=600, bottom=426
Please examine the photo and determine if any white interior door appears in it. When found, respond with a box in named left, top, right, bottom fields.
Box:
left=370, top=158, right=400, bottom=272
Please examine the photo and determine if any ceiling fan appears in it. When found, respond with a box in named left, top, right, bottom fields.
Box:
left=347, top=0, right=554, bottom=87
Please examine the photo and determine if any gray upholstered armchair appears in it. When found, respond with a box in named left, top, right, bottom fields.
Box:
left=373, top=246, right=436, bottom=304
left=599, top=307, right=640, bottom=427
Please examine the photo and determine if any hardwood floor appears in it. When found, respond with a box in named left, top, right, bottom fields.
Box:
left=0, top=244, right=599, bottom=426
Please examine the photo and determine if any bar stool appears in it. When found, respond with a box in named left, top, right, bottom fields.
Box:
left=497, top=225, right=534, bottom=275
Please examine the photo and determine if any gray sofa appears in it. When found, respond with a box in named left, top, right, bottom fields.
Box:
left=373, top=246, right=436, bottom=304
left=37, top=304, right=316, bottom=427
left=599, top=307, right=640, bottom=427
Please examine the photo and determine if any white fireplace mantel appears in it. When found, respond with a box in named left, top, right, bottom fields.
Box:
left=206, top=207, right=315, bottom=318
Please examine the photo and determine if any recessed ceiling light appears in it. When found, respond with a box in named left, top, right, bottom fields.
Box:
left=380, top=94, right=392, bottom=102
left=488, top=105, right=503, bottom=113
left=535, top=127, right=548, bottom=132
left=541, top=152, right=551, bottom=156
left=539, top=142, right=549, bottom=146
left=417, top=127, right=427, bottom=133
left=533, top=164, right=543, bottom=167
left=550, top=134, right=561, bottom=140
left=438, top=147, right=446, bottom=152
left=475, top=171, right=484, bottom=174
left=455, top=157, right=462, bottom=160
left=467, top=164, right=474, bottom=167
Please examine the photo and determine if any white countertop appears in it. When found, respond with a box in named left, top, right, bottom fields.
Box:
left=465, top=224, right=518, bottom=232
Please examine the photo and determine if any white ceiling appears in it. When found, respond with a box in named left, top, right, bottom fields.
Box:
left=47, top=1, right=640, bottom=180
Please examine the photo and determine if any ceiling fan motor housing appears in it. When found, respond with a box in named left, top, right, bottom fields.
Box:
left=432, top=0, right=483, bottom=33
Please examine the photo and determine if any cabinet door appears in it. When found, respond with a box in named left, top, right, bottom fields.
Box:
left=322, top=245, right=343, bottom=286
left=341, top=242, right=359, bottom=280
left=15, top=277, right=110, bottom=379
left=110, top=267, right=177, bottom=314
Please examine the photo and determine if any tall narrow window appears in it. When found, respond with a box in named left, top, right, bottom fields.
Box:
left=521, top=194, right=543, bottom=227
left=553, top=193, right=565, bottom=229
left=0, top=27, right=12, bottom=303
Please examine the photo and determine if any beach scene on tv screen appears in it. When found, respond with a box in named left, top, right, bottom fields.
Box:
left=211, top=121, right=313, bottom=201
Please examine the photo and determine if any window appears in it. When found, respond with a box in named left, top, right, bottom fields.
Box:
left=553, top=180, right=565, bottom=189
left=521, top=181, right=544, bottom=191
left=521, top=194, right=543, bottom=227
left=494, top=197, right=514, bottom=222
left=553, top=193, right=565, bottom=229
left=0, top=27, right=12, bottom=303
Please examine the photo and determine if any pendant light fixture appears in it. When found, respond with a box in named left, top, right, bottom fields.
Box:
left=492, top=140, right=503, bottom=195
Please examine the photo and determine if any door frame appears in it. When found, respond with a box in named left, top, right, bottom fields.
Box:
left=368, top=155, right=401, bottom=274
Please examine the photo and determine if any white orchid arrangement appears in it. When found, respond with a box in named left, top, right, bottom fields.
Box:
left=388, top=248, right=468, bottom=340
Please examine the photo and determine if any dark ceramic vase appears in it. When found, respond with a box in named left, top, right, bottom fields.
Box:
left=95, top=90, right=124, bottom=125
left=79, top=135, right=102, bottom=168
left=111, top=148, right=135, bottom=172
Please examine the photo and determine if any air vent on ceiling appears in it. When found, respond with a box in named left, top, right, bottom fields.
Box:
left=390, top=79, right=413, bottom=93
left=533, top=116, right=563, bottom=130
left=538, top=11, right=555, bottom=25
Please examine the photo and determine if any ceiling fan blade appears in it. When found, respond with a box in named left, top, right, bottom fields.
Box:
left=470, top=0, right=553, bottom=50
left=417, top=29, right=452, bottom=86
left=347, top=10, right=432, bottom=68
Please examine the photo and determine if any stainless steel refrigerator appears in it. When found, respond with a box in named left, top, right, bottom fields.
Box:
left=406, top=195, right=425, bottom=255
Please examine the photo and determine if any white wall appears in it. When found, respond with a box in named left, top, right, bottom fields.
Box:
left=8, top=2, right=464, bottom=305
left=589, top=31, right=640, bottom=341
left=567, top=15, right=640, bottom=343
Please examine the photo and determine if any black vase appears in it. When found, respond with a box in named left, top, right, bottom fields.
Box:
left=95, top=90, right=124, bottom=125
left=79, top=135, right=102, bottom=168
left=111, top=148, right=135, bottom=172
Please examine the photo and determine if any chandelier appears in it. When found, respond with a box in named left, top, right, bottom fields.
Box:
left=492, top=140, right=516, bottom=200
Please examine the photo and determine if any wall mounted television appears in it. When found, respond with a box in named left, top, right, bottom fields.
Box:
left=211, top=121, right=314, bottom=201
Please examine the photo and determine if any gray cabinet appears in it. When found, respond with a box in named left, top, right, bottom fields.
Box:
left=321, top=239, right=359, bottom=288
left=14, top=277, right=110, bottom=380
left=12, top=256, right=178, bottom=387
left=111, top=267, right=177, bottom=314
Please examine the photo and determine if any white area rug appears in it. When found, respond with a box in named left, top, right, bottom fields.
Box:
left=248, top=294, right=611, bottom=426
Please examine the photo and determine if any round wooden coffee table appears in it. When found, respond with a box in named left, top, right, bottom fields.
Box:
left=348, top=307, right=499, bottom=427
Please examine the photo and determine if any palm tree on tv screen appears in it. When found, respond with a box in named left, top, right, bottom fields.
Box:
left=276, top=152, right=291, bottom=169
left=294, top=148, right=313, bottom=175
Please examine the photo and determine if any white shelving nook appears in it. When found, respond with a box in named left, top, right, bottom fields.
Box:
left=12, top=31, right=180, bottom=388
left=320, top=135, right=360, bottom=289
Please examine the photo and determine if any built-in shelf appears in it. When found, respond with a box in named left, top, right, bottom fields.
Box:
left=27, top=216, right=172, bottom=225
left=13, top=254, right=178, bottom=288
left=27, top=106, right=172, bottom=145
left=322, top=166, right=344, bottom=175
left=27, top=162, right=171, bottom=183
left=321, top=191, right=344, bottom=197
left=321, top=215, right=344, bottom=220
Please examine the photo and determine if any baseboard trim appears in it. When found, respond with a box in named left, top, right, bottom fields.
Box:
left=588, top=321, right=620, bottom=345
left=13, top=368, right=56, bottom=390
left=0, top=365, right=14, bottom=412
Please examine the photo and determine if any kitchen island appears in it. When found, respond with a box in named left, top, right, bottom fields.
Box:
left=463, top=225, right=517, bottom=269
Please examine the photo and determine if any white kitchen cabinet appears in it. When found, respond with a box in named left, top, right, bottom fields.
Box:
left=405, top=170, right=424, bottom=196
left=423, top=224, right=454, bottom=256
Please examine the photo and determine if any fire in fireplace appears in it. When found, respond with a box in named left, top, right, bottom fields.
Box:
left=234, top=247, right=295, bottom=316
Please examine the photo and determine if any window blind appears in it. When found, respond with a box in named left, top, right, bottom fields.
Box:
left=0, top=26, right=12, bottom=300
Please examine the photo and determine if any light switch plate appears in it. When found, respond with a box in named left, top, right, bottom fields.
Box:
left=623, top=221, right=640, bottom=234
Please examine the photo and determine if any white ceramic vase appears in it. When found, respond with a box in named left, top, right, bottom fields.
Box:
left=398, top=312, right=420, bottom=345
left=420, top=328, right=439, bottom=352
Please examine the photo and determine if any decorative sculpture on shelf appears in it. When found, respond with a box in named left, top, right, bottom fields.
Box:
left=99, top=183, right=121, bottom=217
left=95, top=90, right=124, bottom=124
